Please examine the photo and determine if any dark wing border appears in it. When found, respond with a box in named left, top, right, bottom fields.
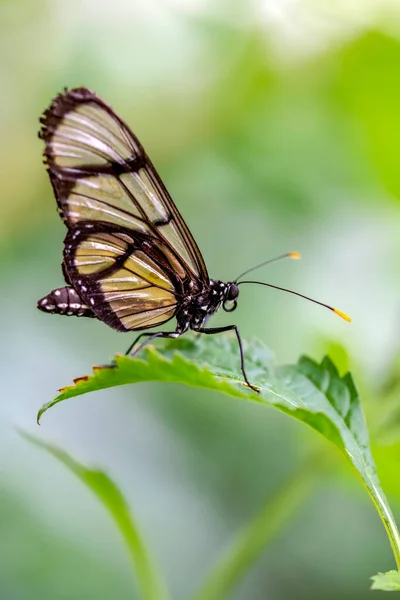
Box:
left=63, top=222, right=180, bottom=332
left=39, top=87, right=209, bottom=282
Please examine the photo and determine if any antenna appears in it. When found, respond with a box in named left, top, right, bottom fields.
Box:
left=237, top=280, right=351, bottom=322
left=235, top=251, right=300, bottom=283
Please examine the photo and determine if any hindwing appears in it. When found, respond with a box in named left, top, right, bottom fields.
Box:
left=62, top=223, right=180, bottom=331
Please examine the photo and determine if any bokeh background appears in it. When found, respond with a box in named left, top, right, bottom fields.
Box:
left=2, top=1, right=400, bottom=598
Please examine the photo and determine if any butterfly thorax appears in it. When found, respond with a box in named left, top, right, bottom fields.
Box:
left=175, top=279, right=236, bottom=333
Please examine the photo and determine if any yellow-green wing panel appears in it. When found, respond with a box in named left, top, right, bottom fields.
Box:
left=64, top=228, right=178, bottom=332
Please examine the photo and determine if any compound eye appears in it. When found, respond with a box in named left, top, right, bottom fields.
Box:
left=226, top=283, right=239, bottom=301
left=223, top=299, right=237, bottom=312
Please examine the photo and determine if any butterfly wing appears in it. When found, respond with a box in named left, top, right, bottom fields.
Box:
left=62, top=224, right=180, bottom=331
left=40, top=87, right=208, bottom=331
left=40, top=87, right=208, bottom=279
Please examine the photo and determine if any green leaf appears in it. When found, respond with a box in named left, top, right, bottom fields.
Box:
left=19, top=431, right=168, bottom=600
left=371, top=570, right=400, bottom=591
left=37, top=333, right=400, bottom=588
left=336, top=31, right=400, bottom=200
left=37, top=335, right=267, bottom=423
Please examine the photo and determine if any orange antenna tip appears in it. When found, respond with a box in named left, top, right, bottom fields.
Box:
left=333, top=308, right=351, bottom=322
left=289, top=251, right=301, bottom=260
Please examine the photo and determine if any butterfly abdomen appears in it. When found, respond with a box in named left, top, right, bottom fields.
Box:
left=37, top=286, right=95, bottom=318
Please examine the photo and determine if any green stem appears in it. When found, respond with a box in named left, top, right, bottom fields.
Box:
left=192, top=451, right=329, bottom=600
left=19, top=431, right=168, bottom=600
left=97, top=485, right=169, bottom=600
left=361, top=397, right=400, bottom=570
left=367, top=479, right=400, bottom=571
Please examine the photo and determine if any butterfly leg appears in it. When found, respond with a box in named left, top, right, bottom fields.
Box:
left=198, top=325, right=259, bottom=393
left=125, top=330, right=181, bottom=358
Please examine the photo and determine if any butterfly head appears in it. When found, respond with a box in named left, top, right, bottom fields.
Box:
left=222, top=282, right=239, bottom=313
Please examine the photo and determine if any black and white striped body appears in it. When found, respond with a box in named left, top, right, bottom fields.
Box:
left=37, top=286, right=94, bottom=318
left=38, top=279, right=237, bottom=329
left=173, top=279, right=239, bottom=334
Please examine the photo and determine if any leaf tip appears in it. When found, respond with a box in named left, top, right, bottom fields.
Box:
left=36, top=407, right=44, bottom=425
left=371, top=570, right=400, bottom=591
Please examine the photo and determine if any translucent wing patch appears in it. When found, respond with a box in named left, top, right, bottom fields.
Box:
left=40, top=87, right=208, bottom=281
left=64, top=226, right=178, bottom=332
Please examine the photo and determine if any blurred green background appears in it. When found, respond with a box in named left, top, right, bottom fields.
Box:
left=2, top=0, right=400, bottom=598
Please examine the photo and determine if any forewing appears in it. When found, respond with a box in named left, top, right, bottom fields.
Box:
left=64, top=225, right=178, bottom=332
left=40, top=87, right=208, bottom=281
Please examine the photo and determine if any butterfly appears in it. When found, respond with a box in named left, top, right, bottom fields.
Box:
left=37, top=87, right=350, bottom=391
